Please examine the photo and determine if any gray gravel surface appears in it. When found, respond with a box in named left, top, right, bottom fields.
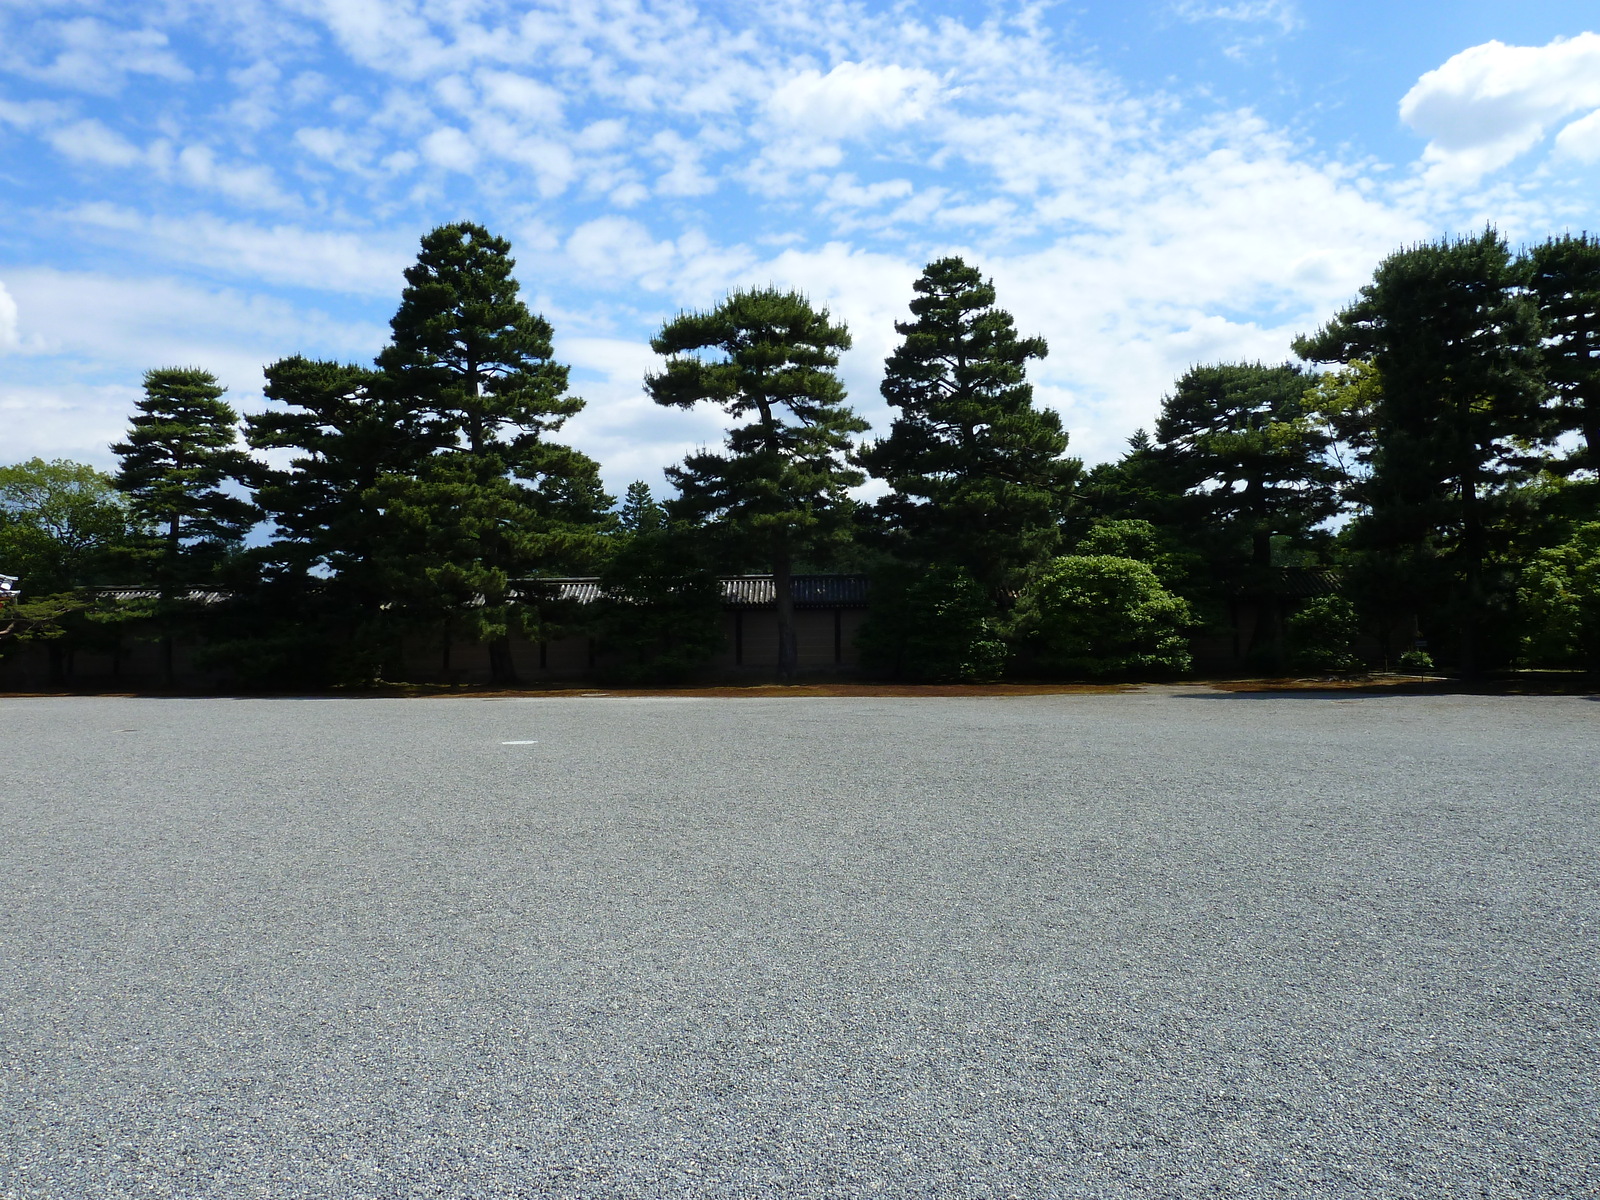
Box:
left=1, top=690, right=1597, bottom=1199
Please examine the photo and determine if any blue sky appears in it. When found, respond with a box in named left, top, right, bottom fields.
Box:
left=3, top=0, right=1600, bottom=498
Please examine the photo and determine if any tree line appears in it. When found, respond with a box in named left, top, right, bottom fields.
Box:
left=2, top=223, right=1597, bottom=685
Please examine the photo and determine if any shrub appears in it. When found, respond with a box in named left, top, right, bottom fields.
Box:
left=1519, top=523, right=1600, bottom=671
left=858, top=562, right=1005, bottom=682
left=1397, top=648, right=1434, bottom=673
left=1010, top=555, right=1193, bottom=679
left=1286, top=595, right=1361, bottom=674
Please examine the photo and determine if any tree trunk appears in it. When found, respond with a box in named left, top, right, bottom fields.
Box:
left=488, top=634, right=518, bottom=685
left=161, top=635, right=175, bottom=689
left=1244, top=528, right=1282, bottom=671
left=1459, top=465, right=1484, bottom=680
left=774, top=547, right=797, bottom=683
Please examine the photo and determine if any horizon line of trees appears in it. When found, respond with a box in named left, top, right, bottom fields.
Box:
left=3, top=222, right=1598, bottom=686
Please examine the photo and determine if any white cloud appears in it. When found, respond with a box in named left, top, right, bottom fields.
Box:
left=1553, top=108, right=1600, bottom=164
left=66, top=206, right=412, bottom=296
left=175, top=144, right=296, bottom=209
left=0, top=280, right=19, bottom=349
left=477, top=69, right=564, bottom=123
left=47, top=118, right=143, bottom=167
left=421, top=125, right=478, bottom=172
left=766, top=62, right=941, bottom=139
left=9, top=17, right=192, bottom=95
left=1400, top=33, right=1600, bottom=183
left=565, top=217, right=679, bottom=286
left=1171, top=1, right=1301, bottom=33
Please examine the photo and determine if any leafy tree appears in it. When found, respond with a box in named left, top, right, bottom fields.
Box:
left=1526, top=234, right=1600, bottom=475
left=1286, top=595, right=1361, bottom=674
left=1518, top=522, right=1600, bottom=671
left=590, top=524, right=725, bottom=685
left=859, top=257, right=1079, bottom=597
left=375, top=222, right=611, bottom=683
left=857, top=562, right=1006, bottom=682
left=0, top=460, right=138, bottom=671
left=1009, top=555, right=1193, bottom=679
left=1295, top=230, right=1553, bottom=675
left=646, top=287, right=865, bottom=681
left=0, top=458, right=137, bottom=594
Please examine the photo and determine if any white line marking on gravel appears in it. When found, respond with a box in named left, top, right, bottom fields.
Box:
left=500, top=740, right=539, bottom=744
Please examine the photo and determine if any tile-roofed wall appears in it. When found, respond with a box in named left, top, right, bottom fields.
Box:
left=517, top=574, right=869, bottom=609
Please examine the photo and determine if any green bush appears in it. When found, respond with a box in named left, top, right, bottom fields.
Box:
left=858, top=562, right=1006, bottom=682
left=1397, top=648, right=1434, bottom=673
left=1519, top=523, right=1600, bottom=671
left=1010, top=555, right=1192, bottom=679
left=1286, top=595, right=1361, bottom=674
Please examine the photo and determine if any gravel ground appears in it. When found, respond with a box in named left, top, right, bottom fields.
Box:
left=1, top=689, right=1596, bottom=1199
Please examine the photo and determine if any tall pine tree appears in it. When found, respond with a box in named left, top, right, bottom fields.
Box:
left=646, top=287, right=864, bottom=681
left=1296, top=230, right=1552, bottom=675
left=859, top=257, right=1079, bottom=599
left=376, top=222, right=610, bottom=684
left=112, top=368, right=256, bottom=684
left=1152, top=362, right=1342, bottom=665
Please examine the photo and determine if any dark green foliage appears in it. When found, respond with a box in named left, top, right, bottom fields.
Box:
left=1160, top=365, right=1339, bottom=548
left=247, top=357, right=405, bottom=585
left=857, top=562, right=1006, bottom=682
left=590, top=525, right=725, bottom=685
left=1526, top=234, right=1600, bottom=474
left=860, top=257, right=1079, bottom=596
left=1296, top=230, right=1553, bottom=675
left=109, top=369, right=257, bottom=684
left=1286, top=595, right=1361, bottom=674
left=647, top=286, right=865, bottom=680
left=230, top=357, right=412, bottom=687
left=1010, top=555, right=1193, bottom=679
left=375, top=222, right=611, bottom=683
left=617, top=481, right=667, bottom=535
left=1518, top=522, right=1600, bottom=671
left=112, top=367, right=257, bottom=590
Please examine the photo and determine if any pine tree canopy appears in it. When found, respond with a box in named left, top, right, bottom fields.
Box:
left=379, top=221, right=581, bottom=462
left=646, top=287, right=865, bottom=554
left=860, top=256, right=1079, bottom=595
left=1526, top=233, right=1600, bottom=473
left=1154, top=362, right=1340, bottom=570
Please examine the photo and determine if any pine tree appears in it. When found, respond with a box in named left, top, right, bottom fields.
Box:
left=1152, top=362, right=1342, bottom=665
left=113, top=368, right=257, bottom=586
left=859, top=257, right=1079, bottom=598
left=1526, top=233, right=1600, bottom=474
left=111, top=367, right=257, bottom=684
left=376, top=222, right=609, bottom=684
left=617, top=481, right=667, bottom=535
left=646, top=287, right=865, bottom=681
left=1295, top=230, right=1553, bottom=675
